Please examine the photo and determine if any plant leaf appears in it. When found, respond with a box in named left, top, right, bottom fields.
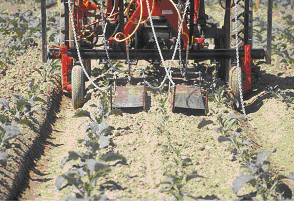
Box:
left=85, top=121, right=99, bottom=132
left=90, top=104, right=98, bottom=108
left=214, top=127, right=222, bottom=133
left=0, top=152, right=9, bottom=167
left=2, top=125, right=22, bottom=144
left=32, top=96, right=46, bottom=103
left=63, top=172, right=83, bottom=189
left=282, top=173, right=294, bottom=183
left=186, top=171, right=203, bottom=183
left=0, top=98, right=10, bottom=109
left=60, top=157, right=69, bottom=168
left=68, top=151, right=85, bottom=161
left=100, top=152, right=127, bottom=163
left=55, top=175, right=66, bottom=191
left=197, top=119, right=213, bottom=129
left=109, top=109, right=123, bottom=116
left=218, top=135, right=232, bottom=143
left=242, top=140, right=250, bottom=146
left=76, top=168, right=85, bottom=177
left=161, top=176, right=175, bottom=185
left=226, top=97, right=239, bottom=108
left=94, top=162, right=110, bottom=173
left=232, top=175, right=255, bottom=194
left=97, top=121, right=109, bottom=135
left=12, top=93, right=25, bottom=102
left=99, top=134, right=109, bottom=148
left=227, top=113, right=246, bottom=121
left=72, top=110, right=92, bottom=120
left=85, top=159, right=98, bottom=172
left=256, top=151, right=274, bottom=166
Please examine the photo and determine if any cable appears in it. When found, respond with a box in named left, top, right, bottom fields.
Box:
left=144, top=0, right=189, bottom=90
left=68, top=0, right=112, bottom=92
left=113, top=0, right=143, bottom=42
left=234, top=1, right=255, bottom=128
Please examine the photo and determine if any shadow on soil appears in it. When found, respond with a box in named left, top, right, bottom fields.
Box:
left=10, top=90, right=63, bottom=200
left=188, top=194, right=220, bottom=201
left=239, top=68, right=294, bottom=114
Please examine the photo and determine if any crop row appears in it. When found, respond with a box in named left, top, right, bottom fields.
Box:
left=0, top=1, right=294, bottom=200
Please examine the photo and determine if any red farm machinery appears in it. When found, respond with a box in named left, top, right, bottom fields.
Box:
left=45, top=0, right=273, bottom=115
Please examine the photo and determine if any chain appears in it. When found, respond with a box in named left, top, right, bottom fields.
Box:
left=144, top=0, right=189, bottom=90
left=68, top=0, right=112, bottom=91
left=234, top=1, right=255, bottom=128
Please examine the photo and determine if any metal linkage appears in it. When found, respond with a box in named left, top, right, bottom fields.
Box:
left=68, top=0, right=113, bottom=92
left=144, top=0, right=190, bottom=90
left=234, top=1, right=255, bottom=128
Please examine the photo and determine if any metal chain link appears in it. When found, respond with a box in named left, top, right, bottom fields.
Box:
left=234, top=1, right=255, bottom=128
left=68, top=0, right=113, bottom=91
left=144, top=0, right=189, bottom=90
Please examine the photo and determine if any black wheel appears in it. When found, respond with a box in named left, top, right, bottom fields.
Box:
left=72, top=65, right=85, bottom=109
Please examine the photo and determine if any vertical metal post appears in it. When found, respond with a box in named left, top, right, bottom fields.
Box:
left=244, top=0, right=249, bottom=45
left=41, top=0, right=47, bottom=63
left=64, top=0, right=69, bottom=48
left=266, top=0, right=272, bottom=64
left=119, top=0, right=124, bottom=32
left=189, top=0, right=194, bottom=45
left=224, top=0, right=231, bottom=83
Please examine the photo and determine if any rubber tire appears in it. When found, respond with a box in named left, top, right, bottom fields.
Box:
left=72, top=65, right=85, bottom=109
left=228, top=65, right=246, bottom=111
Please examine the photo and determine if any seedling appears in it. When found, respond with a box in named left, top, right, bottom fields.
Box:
left=57, top=95, right=125, bottom=200
left=266, top=85, right=294, bottom=110
left=232, top=148, right=294, bottom=201
left=32, top=59, right=61, bottom=82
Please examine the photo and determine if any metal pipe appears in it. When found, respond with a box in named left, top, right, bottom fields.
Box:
left=41, top=0, right=47, bottom=63
left=189, top=0, right=194, bottom=46
left=48, top=48, right=266, bottom=60
left=266, top=0, right=272, bottom=64
left=244, top=0, right=249, bottom=45
left=224, top=0, right=231, bottom=83
left=64, top=0, right=69, bottom=47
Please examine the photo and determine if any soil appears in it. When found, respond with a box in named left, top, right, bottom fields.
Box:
left=17, top=56, right=294, bottom=201
left=1, top=1, right=293, bottom=201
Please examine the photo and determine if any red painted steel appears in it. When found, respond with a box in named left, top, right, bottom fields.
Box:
left=60, top=46, right=73, bottom=93
left=242, top=44, right=252, bottom=92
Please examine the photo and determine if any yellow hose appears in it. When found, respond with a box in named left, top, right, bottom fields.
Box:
left=126, top=0, right=155, bottom=24
left=114, top=0, right=143, bottom=42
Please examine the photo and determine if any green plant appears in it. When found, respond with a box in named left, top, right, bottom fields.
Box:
left=56, top=95, right=125, bottom=200
left=0, top=81, right=45, bottom=166
left=232, top=148, right=294, bottom=201
left=1, top=9, right=41, bottom=57
left=152, top=92, right=203, bottom=201
left=32, top=59, right=61, bottom=83
left=56, top=150, right=116, bottom=201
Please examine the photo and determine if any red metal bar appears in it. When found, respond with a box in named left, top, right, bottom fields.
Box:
left=60, top=46, right=73, bottom=93
left=242, top=44, right=252, bottom=92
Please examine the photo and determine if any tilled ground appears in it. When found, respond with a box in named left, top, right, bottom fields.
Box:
left=17, top=56, right=294, bottom=201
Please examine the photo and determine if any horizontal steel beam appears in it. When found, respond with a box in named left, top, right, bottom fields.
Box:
left=48, top=48, right=266, bottom=61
